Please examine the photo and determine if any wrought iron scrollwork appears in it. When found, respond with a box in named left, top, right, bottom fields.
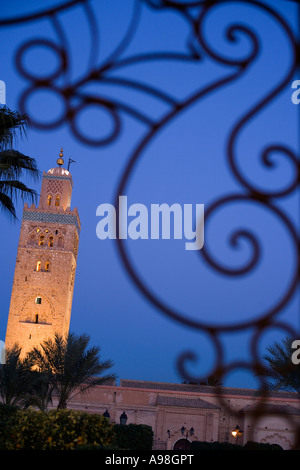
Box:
left=1, top=0, right=299, bottom=445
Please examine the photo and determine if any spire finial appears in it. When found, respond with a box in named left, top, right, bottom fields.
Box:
left=57, top=147, right=64, bottom=166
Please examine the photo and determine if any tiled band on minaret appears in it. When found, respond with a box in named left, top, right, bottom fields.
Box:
left=5, top=149, right=80, bottom=357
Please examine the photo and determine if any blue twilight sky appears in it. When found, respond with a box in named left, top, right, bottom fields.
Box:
left=0, top=0, right=299, bottom=389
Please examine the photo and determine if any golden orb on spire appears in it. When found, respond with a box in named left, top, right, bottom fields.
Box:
left=57, top=147, right=64, bottom=166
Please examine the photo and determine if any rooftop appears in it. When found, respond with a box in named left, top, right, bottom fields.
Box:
left=119, top=379, right=299, bottom=400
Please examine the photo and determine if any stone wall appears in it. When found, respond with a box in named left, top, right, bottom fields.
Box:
left=64, top=380, right=300, bottom=450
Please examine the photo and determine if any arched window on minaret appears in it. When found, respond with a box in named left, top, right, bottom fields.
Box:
left=55, top=195, right=60, bottom=207
left=47, top=194, right=52, bottom=206
left=45, top=261, right=50, bottom=271
left=48, top=236, right=54, bottom=247
left=36, top=261, right=41, bottom=272
left=39, top=235, right=44, bottom=246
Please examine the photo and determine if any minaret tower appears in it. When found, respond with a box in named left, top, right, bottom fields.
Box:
left=5, top=149, right=80, bottom=357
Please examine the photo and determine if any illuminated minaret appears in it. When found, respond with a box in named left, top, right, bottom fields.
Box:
left=5, top=148, right=80, bottom=357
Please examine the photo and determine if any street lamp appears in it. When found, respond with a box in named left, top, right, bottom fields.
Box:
left=120, top=411, right=128, bottom=425
left=181, top=426, right=194, bottom=439
left=232, top=425, right=243, bottom=438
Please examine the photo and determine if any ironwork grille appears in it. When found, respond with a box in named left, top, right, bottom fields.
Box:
left=1, top=0, right=299, bottom=445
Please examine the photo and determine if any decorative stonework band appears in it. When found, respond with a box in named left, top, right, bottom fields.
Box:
left=43, top=174, right=73, bottom=187
left=23, top=210, right=80, bottom=232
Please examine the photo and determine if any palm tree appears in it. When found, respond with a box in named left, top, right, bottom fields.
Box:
left=0, top=345, right=33, bottom=406
left=21, top=367, right=54, bottom=413
left=0, top=105, right=39, bottom=218
left=27, top=333, right=117, bottom=409
left=262, top=336, right=300, bottom=398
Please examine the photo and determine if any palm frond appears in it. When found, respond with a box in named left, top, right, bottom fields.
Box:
left=0, top=150, right=40, bottom=180
left=0, top=105, right=29, bottom=150
left=0, top=191, right=16, bottom=218
left=262, top=336, right=300, bottom=396
left=26, top=332, right=117, bottom=409
left=0, top=107, right=39, bottom=219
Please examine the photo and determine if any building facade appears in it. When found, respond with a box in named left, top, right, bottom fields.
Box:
left=5, top=149, right=80, bottom=357
left=63, top=379, right=300, bottom=450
